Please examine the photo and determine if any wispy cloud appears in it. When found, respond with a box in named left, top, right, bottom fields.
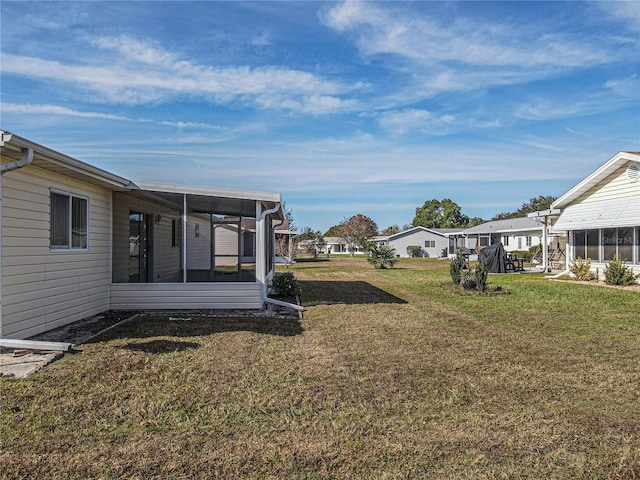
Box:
left=321, top=1, right=627, bottom=95
left=1, top=34, right=360, bottom=111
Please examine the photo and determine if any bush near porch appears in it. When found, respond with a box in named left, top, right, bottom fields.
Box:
left=1, top=257, right=638, bottom=478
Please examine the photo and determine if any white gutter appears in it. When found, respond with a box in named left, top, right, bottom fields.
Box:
left=0, top=145, right=71, bottom=350
left=1, top=146, right=34, bottom=173
left=265, top=296, right=304, bottom=312
left=0, top=338, right=71, bottom=352
left=256, top=203, right=303, bottom=313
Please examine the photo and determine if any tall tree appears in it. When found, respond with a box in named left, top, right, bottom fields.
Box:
left=381, top=225, right=400, bottom=236
left=492, top=195, right=557, bottom=220
left=334, top=214, right=378, bottom=256
left=412, top=198, right=471, bottom=228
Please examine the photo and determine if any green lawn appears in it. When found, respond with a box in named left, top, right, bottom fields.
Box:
left=1, top=257, right=639, bottom=479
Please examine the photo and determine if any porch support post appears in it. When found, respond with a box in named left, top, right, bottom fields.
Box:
left=255, top=201, right=264, bottom=286
left=182, top=194, right=187, bottom=283
left=542, top=217, right=549, bottom=272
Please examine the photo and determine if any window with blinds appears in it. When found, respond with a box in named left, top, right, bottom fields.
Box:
left=50, top=190, right=88, bottom=250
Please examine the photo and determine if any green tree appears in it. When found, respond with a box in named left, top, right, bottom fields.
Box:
left=413, top=198, right=472, bottom=228
left=367, top=245, right=398, bottom=269
left=381, top=224, right=400, bottom=235
left=492, top=195, right=557, bottom=220
left=334, top=214, right=379, bottom=256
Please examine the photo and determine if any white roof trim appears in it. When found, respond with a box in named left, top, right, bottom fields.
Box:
left=552, top=151, right=640, bottom=209
left=131, top=181, right=281, bottom=203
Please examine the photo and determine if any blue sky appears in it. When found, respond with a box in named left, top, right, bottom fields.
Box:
left=1, top=1, right=639, bottom=233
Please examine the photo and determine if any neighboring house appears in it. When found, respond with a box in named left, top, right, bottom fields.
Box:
left=324, top=236, right=365, bottom=255
left=550, top=151, right=640, bottom=276
left=463, top=217, right=548, bottom=253
left=0, top=132, right=287, bottom=340
left=387, top=226, right=451, bottom=258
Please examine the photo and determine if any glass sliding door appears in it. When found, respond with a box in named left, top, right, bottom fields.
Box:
left=129, top=211, right=153, bottom=282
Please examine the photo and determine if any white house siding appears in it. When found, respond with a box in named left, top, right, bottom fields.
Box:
left=110, top=282, right=263, bottom=310
left=213, top=224, right=240, bottom=266
left=186, top=214, right=211, bottom=270
left=573, top=163, right=639, bottom=204
left=553, top=157, right=640, bottom=275
left=2, top=164, right=112, bottom=339
left=388, top=229, right=448, bottom=258
left=112, top=192, right=182, bottom=283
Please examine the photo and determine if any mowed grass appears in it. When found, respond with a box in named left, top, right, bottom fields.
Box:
left=1, top=257, right=639, bottom=479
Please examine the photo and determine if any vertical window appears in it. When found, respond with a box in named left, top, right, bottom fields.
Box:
left=50, top=190, right=88, bottom=250
left=603, top=228, right=617, bottom=261
left=574, top=230, right=586, bottom=259
left=502, top=235, right=509, bottom=247
left=526, top=236, right=532, bottom=248
left=618, top=227, right=634, bottom=263
left=586, top=229, right=599, bottom=261
left=636, top=227, right=640, bottom=265
left=517, top=237, right=522, bottom=249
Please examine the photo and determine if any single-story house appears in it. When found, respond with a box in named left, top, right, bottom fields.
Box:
left=387, top=227, right=455, bottom=258
left=0, top=131, right=292, bottom=342
left=550, top=151, right=640, bottom=276
left=463, top=217, right=546, bottom=252
left=324, top=236, right=365, bottom=255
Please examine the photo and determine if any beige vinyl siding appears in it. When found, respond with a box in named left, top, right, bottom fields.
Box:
left=187, top=215, right=211, bottom=270
left=2, top=164, right=112, bottom=339
left=213, top=224, right=240, bottom=266
left=110, top=282, right=263, bottom=310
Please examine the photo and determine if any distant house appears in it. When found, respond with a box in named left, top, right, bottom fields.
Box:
left=387, top=226, right=452, bottom=258
left=463, top=217, right=547, bottom=253
left=0, top=132, right=288, bottom=341
left=550, top=151, right=640, bottom=276
left=324, top=236, right=365, bottom=255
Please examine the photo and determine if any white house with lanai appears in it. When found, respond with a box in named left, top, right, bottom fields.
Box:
left=550, top=151, right=640, bottom=277
left=0, top=131, right=294, bottom=343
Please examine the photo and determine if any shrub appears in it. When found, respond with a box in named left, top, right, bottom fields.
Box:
left=406, top=245, right=422, bottom=258
left=604, top=255, right=635, bottom=286
left=450, top=250, right=465, bottom=285
left=474, top=258, right=489, bottom=293
left=269, top=272, right=300, bottom=297
left=367, top=246, right=398, bottom=269
left=570, top=257, right=596, bottom=281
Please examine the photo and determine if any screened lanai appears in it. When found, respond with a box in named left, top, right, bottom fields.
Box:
left=110, top=182, right=282, bottom=311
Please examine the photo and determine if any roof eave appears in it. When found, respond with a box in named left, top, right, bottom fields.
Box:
left=552, top=151, right=640, bottom=209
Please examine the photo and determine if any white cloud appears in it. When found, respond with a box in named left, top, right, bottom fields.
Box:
left=321, top=1, right=625, bottom=96
left=1, top=35, right=360, bottom=111
left=0, top=102, right=128, bottom=121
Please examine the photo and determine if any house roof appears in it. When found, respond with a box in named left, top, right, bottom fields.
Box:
left=1, top=131, right=283, bottom=219
left=552, top=151, right=640, bottom=209
left=388, top=226, right=449, bottom=240
left=1, top=131, right=131, bottom=190
left=130, top=181, right=282, bottom=219
left=463, top=216, right=542, bottom=235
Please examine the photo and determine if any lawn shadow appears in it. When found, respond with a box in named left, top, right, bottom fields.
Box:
left=121, top=339, right=200, bottom=354
left=88, top=315, right=303, bottom=344
left=300, top=280, right=407, bottom=306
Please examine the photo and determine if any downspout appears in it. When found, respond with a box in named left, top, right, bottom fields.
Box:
left=258, top=203, right=303, bottom=313
left=0, top=146, right=71, bottom=350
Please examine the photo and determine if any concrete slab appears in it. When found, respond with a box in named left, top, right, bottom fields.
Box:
left=0, top=350, right=62, bottom=378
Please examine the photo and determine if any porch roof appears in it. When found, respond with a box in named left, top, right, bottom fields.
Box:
left=129, top=181, right=282, bottom=219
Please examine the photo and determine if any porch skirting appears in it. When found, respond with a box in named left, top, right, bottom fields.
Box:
left=110, top=282, right=263, bottom=310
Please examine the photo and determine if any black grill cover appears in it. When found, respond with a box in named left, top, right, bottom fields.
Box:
left=478, top=243, right=506, bottom=273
